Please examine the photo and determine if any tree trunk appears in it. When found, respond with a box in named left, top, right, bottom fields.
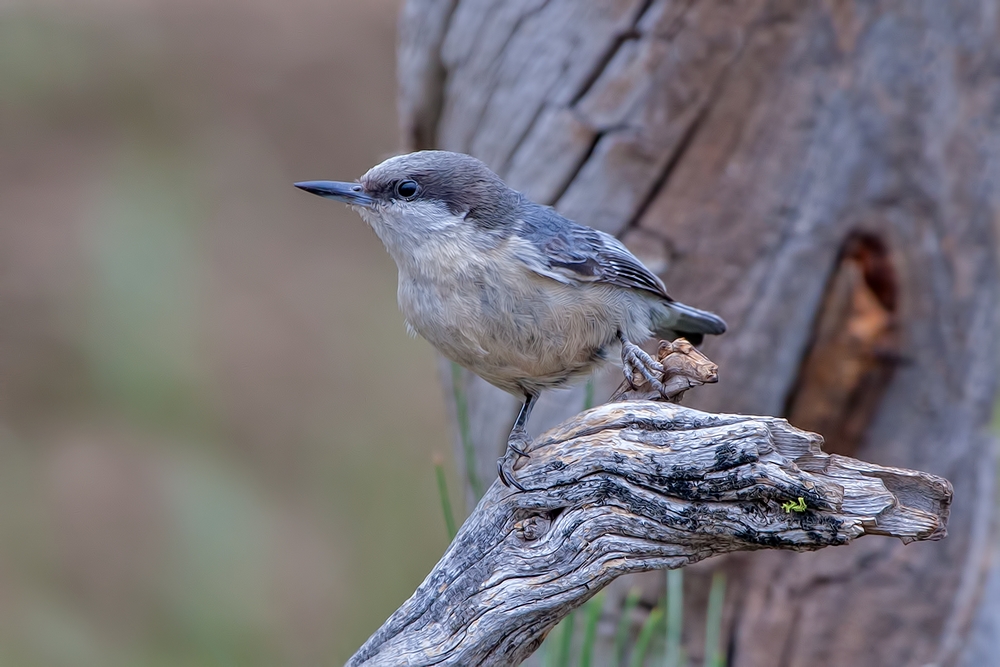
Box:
left=398, top=1, right=1000, bottom=665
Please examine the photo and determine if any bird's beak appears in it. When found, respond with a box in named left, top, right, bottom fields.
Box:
left=294, top=180, right=375, bottom=208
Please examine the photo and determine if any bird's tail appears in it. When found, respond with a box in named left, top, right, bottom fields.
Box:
left=651, top=300, right=727, bottom=345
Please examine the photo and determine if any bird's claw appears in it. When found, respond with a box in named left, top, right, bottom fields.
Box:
left=621, top=339, right=670, bottom=397
left=506, top=441, right=530, bottom=457
left=497, top=456, right=527, bottom=491
left=497, top=430, right=531, bottom=491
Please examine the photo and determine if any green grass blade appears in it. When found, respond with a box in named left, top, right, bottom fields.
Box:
left=580, top=592, right=605, bottom=667
left=665, top=569, right=683, bottom=667
left=614, top=587, right=643, bottom=667
left=540, top=633, right=552, bottom=667
left=628, top=607, right=663, bottom=667
left=450, top=362, right=483, bottom=499
left=556, top=611, right=576, bottom=667
left=583, top=376, right=596, bottom=411
left=433, top=457, right=457, bottom=540
left=703, top=572, right=727, bottom=667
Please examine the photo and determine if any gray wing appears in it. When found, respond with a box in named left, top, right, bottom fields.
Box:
left=514, top=204, right=672, bottom=301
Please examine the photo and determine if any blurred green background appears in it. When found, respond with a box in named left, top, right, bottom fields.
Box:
left=0, top=1, right=459, bottom=664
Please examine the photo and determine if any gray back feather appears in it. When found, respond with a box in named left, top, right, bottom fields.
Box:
left=517, top=203, right=672, bottom=301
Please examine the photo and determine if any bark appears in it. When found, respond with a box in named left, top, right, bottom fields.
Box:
left=347, top=401, right=951, bottom=667
left=398, top=1, right=1000, bottom=665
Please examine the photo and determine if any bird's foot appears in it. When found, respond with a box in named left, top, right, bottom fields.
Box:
left=621, top=338, right=669, bottom=396
left=497, top=429, right=531, bottom=491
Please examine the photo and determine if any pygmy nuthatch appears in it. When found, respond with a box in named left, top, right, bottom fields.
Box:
left=295, top=151, right=726, bottom=489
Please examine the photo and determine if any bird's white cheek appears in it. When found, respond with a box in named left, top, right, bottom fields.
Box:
left=378, top=203, right=466, bottom=243
left=355, top=206, right=378, bottom=228
left=391, top=201, right=463, bottom=233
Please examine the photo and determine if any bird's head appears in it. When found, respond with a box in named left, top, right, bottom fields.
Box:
left=295, top=151, right=521, bottom=256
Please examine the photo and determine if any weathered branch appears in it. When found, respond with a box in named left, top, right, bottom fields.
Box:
left=347, top=401, right=951, bottom=667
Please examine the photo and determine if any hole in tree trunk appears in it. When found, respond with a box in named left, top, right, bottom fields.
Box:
left=783, top=232, right=900, bottom=457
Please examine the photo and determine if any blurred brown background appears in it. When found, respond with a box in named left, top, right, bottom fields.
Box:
left=0, top=1, right=457, bottom=664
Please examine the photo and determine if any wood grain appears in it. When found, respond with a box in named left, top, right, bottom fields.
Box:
left=346, top=401, right=951, bottom=667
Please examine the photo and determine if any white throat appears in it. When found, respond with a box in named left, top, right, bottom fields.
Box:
left=359, top=200, right=477, bottom=278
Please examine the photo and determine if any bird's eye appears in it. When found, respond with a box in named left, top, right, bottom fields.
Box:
left=395, top=179, right=418, bottom=199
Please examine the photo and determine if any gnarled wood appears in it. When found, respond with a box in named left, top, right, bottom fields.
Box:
left=346, top=401, right=951, bottom=667
left=610, top=337, right=719, bottom=403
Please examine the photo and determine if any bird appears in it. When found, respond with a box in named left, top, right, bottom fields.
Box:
left=295, top=150, right=726, bottom=490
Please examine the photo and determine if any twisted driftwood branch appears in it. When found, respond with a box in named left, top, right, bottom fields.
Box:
left=347, top=399, right=951, bottom=666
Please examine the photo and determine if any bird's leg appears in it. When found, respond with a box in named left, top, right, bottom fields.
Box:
left=497, top=392, right=538, bottom=491
left=619, top=332, right=668, bottom=396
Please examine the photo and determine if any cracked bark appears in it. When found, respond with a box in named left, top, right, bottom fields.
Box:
left=346, top=401, right=952, bottom=667
left=398, top=0, right=1000, bottom=665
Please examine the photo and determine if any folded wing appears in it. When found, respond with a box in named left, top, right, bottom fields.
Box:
left=513, top=204, right=671, bottom=300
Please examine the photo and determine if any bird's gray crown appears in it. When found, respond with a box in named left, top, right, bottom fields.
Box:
left=360, top=151, right=522, bottom=229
